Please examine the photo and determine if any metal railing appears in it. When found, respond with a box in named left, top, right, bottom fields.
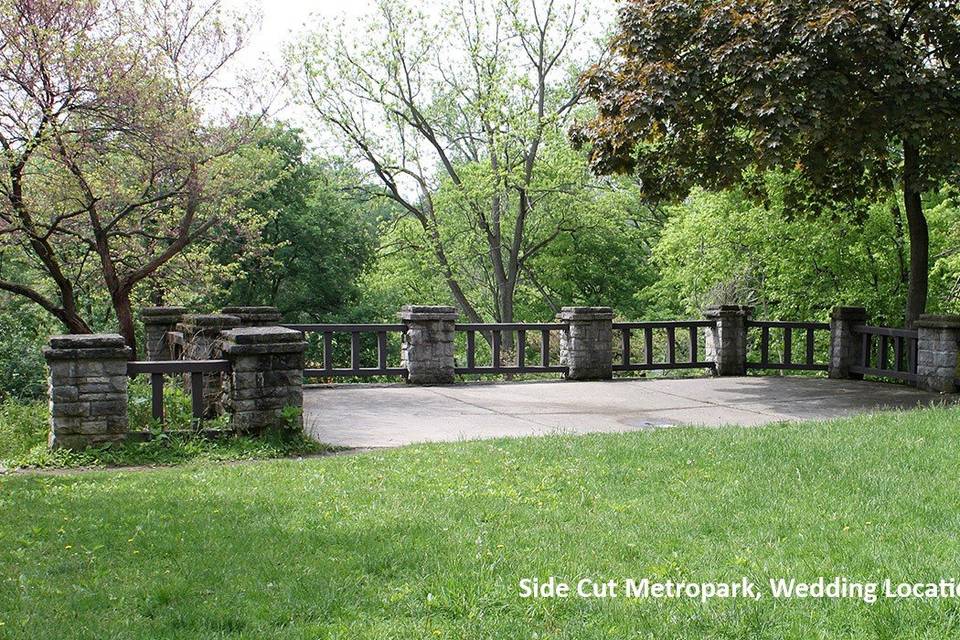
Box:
left=746, top=320, right=830, bottom=371
left=127, top=359, right=231, bottom=421
left=850, top=324, right=919, bottom=383
left=612, top=320, right=716, bottom=372
left=283, top=324, right=407, bottom=378
left=454, top=323, right=568, bottom=375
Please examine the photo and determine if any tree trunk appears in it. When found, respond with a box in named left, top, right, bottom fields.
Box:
left=61, top=312, right=92, bottom=335
left=500, top=285, right=516, bottom=352
left=112, top=287, right=138, bottom=357
left=902, top=139, right=929, bottom=327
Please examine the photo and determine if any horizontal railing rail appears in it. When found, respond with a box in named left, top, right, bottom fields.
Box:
left=746, top=320, right=830, bottom=371
left=850, top=324, right=919, bottom=383
left=455, top=323, right=568, bottom=375
left=127, top=359, right=231, bottom=421
left=283, top=323, right=408, bottom=378
left=613, top=320, right=716, bottom=372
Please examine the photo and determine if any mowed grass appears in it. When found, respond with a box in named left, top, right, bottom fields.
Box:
left=2, top=408, right=960, bottom=639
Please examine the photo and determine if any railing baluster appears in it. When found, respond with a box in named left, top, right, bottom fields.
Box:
left=492, top=330, right=501, bottom=370
left=666, top=326, right=676, bottom=364
left=151, top=372, right=164, bottom=422
left=191, top=373, right=204, bottom=419
left=688, top=325, right=697, bottom=364
left=644, top=327, right=654, bottom=365
left=540, top=329, right=550, bottom=367
left=350, top=332, right=361, bottom=372
left=783, top=328, right=792, bottom=365
left=894, top=335, right=904, bottom=372
left=908, top=337, right=917, bottom=375
left=377, top=331, right=387, bottom=372
left=323, top=332, right=333, bottom=373
left=466, top=331, right=476, bottom=370
left=880, top=335, right=889, bottom=371
left=622, top=328, right=631, bottom=366
left=861, top=333, right=870, bottom=368
left=761, top=326, right=770, bottom=366
left=806, top=328, right=815, bottom=365
left=517, top=329, right=525, bottom=368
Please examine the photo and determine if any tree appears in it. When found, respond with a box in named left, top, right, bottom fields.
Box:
left=215, top=124, right=380, bottom=322
left=0, top=0, right=273, bottom=352
left=576, top=0, right=960, bottom=324
left=296, top=0, right=608, bottom=325
left=646, top=176, right=915, bottom=323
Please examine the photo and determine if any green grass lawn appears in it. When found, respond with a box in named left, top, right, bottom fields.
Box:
left=2, top=407, right=960, bottom=639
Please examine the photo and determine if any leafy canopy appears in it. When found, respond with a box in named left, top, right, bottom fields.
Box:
left=577, top=0, right=960, bottom=199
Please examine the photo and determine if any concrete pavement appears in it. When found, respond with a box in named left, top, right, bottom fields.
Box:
left=302, top=376, right=954, bottom=448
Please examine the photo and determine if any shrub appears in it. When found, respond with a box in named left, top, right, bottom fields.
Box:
left=0, top=398, right=48, bottom=461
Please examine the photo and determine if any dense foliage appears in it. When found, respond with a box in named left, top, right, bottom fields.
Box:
left=577, top=0, right=960, bottom=324
left=211, top=125, right=381, bottom=322
left=649, top=179, right=960, bottom=322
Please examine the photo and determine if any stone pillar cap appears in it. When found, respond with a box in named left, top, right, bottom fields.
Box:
left=558, top=306, right=614, bottom=320
left=399, top=305, right=459, bottom=321
left=221, top=326, right=305, bottom=344
left=179, top=313, right=241, bottom=328
left=141, top=306, right=187, bottom=315
left=220, top=326, right=307, bottom=355
left=48, top=333, right=126, bottom=349
left=220, top=306, right=283, bottom=325
left=830, top=306, right=868, bottom=320
left=704, top=305, right=752, bottom=317
left=221, top=306, right=280, bottom=314
left=141, top=306, right=187, bottom=322
left=44, top=333, right=131, bottom=360
left=915, top=314, right=960, bottom=329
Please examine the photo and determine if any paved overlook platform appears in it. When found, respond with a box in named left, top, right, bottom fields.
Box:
left=303, top=376, right=956, bottom=448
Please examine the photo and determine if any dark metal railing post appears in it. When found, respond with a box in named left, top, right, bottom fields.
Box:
left=150, top=372, right=164, bottom=422
left=688, top=325, right=697, bottom=364
left=622, top=328, right=631, bottom=367
left=467, top=331, right=476, bottom=370
left=517, top=329, right=526, bottom=367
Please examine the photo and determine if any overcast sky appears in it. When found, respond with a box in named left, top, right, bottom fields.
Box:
left=219, top=0, right=614, bottom=142
left=224, top=0, right=383, bottom=73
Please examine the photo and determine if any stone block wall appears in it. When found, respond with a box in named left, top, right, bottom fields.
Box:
left=44, top=334, right=131, bottom=450
left=220, top=327, right=307, bottom=433
left=558, top=307, right=613, bottom=380
left=141, top=306, right=186, bottom=360
left=828, top=306, right=868, bottom=379
left=704, top=305, right=751, bottom=376
left=399, top=305, right=458, bottom=384
left=916, top=315, right=960, bottom=393
left=177, top=313, right=240, bottom=416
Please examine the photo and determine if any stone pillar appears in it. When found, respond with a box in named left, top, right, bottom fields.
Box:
left=558, top=307, right=614, bottom=380
left=828, top=306, right=868, bottom=379
left=916, top=315, right=960, bottom=393
left=177, top=313, right=241, bottom=415
left=141, top=306, right=186, bottom=360
left=703, top=305, right=752, bottom=376
left=43, top=334, right=131, bottom=450
left=399, top=305, right=458, bottom=384
left=221, top=306, right=283, bottom=327
left=220, top=327, right=308, bottom=433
